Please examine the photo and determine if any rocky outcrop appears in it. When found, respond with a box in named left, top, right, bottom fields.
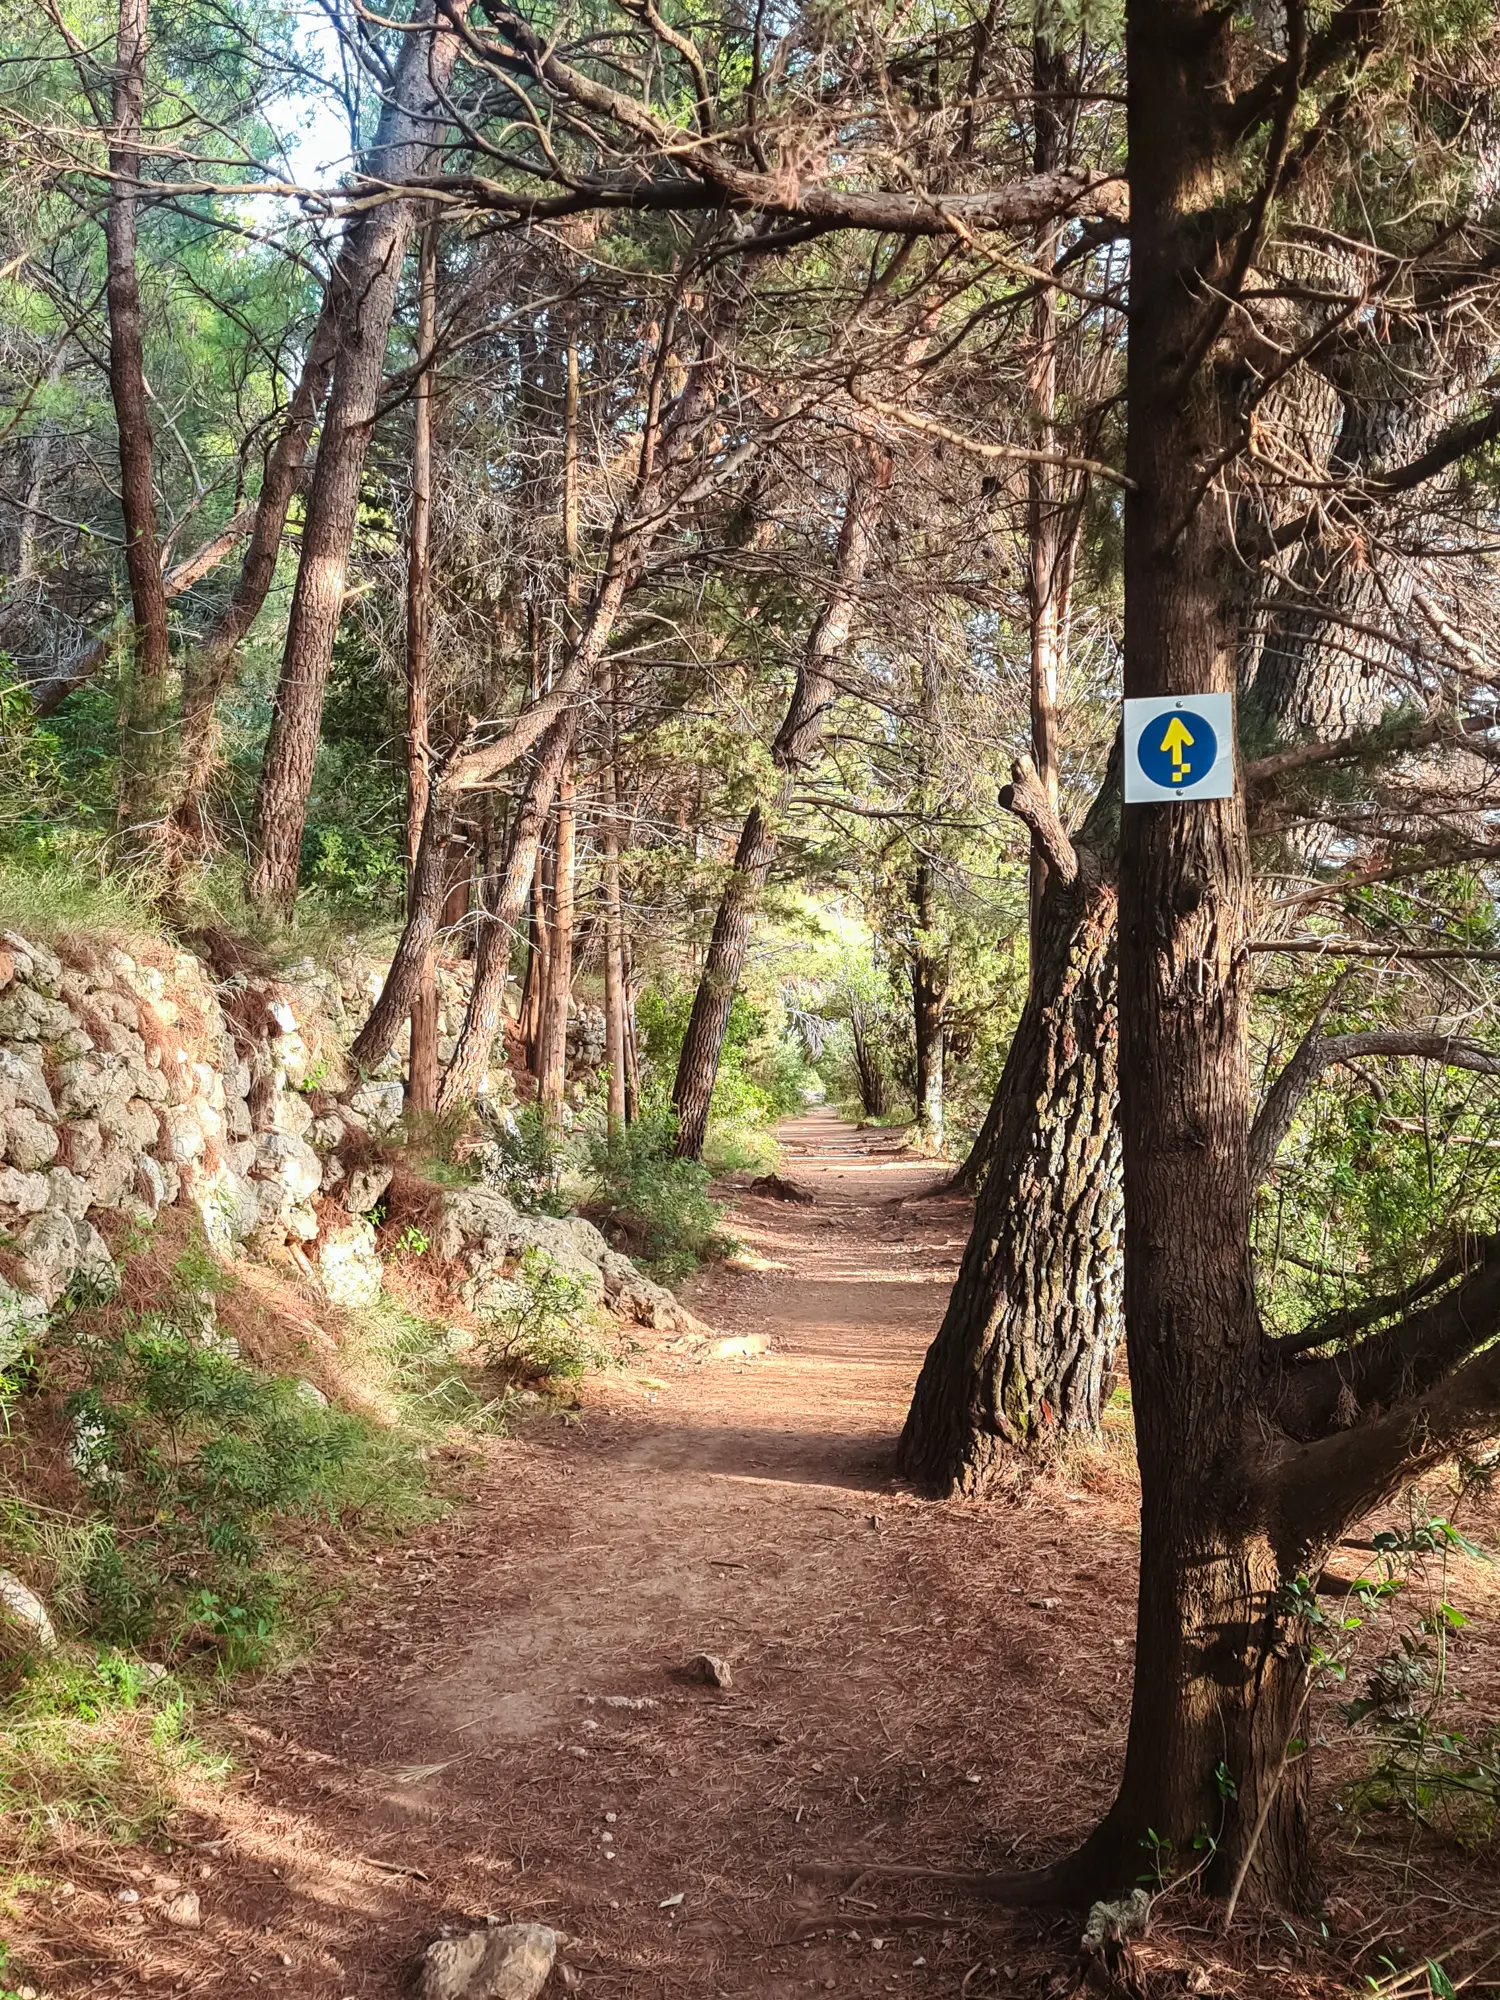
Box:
left=434, top=1187, right=705, bottom=1335
left=0, top=1568, right=57, bottom=1655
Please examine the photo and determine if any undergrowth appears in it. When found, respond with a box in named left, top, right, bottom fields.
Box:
left=0, top=1652, right=229, bottom=1860
left=0, top=1215, right=539, bottom=1893
left=480, top=1247, right=610, bottom=1380
left=584, top=1109, right=731, bottom=1278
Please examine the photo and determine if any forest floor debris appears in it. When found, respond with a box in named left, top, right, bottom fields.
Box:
left=3, top=1110, right=1497, bottom=1997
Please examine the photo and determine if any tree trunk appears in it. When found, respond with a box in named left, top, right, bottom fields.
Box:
left=350, top=786, right=460, bottom=1074
left=439, top=713, right=578, bottom=1112
left=1025, top=29, right=1069, bottom=955
left=1082, top=0, right=1310, bottom=1904
left=850, top=1005, right=888, bottom=1117
left=898, top=771, right=1121, bottom=1489
left=622, top=933, right=641, bottom=1122
left=538, top=759, right=576, bottom=1120
left=159, top=296, right=341, bottom=866
left=911, top=858, right=947, bottom=1153
left=248, top=0, right=468, bottom=916
left=105, top=0, right=173, bottom=848
left=601, top=760, right=628, bottom=1133
left=519, top=872, right=548, bottom=1072
left=405, top=224, right=440, bottom=1112
left=671, top=799, right=779, bottom=1159
left=672, top=459, right=889, bottom=1158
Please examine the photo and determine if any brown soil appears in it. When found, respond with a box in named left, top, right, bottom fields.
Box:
left=14, top=1111, right=1500, bottom=1998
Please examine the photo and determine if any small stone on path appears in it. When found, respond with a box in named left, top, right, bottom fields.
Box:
left=689, top=1652, right=732, bottom=1688
left=421, top=1923, right=558, bottom=2000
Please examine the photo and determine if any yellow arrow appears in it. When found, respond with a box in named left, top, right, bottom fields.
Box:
left=1160, top=714, right=1195, bottom=782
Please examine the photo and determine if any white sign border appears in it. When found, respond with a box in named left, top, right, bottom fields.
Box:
left=1123, top=693, right=1236, bottom=803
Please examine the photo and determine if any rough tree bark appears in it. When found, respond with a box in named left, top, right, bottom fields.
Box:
left=405, top=223, right=440, bottom=1112
left=1024, top=26, right=1077, bottom=954
left=538, top=759, right=576, bottom=1119
left=437, top=712, right=578, bottom=1113
left=898, top=757, right=1121, bottom=1489
left=672, top=457, right=890, bottom=1159
left=1072, top=0, right=1310, bottom=1901
left=105, top=0, right=173, bottom=846
left=601, top=740, right=629, bottom=1132
left=910, top=855, right=948, bottom=1153
left=248, top=0, right=469, bottom=915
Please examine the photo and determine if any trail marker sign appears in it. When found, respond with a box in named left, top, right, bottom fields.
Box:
left=1124, top=694, right=1235, bottom=803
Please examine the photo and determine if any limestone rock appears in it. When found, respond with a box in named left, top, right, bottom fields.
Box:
left=344, top=1162, right=393, bottom=1215
left=0, top=1571, right=56, bottom=1657
left=16, top=1210, right=80, bottom=1304
left=316, top=1219, right=383, bottom=1308
left=5, top=1107, right=59, bottom=1172
left=254, top=1131, right=323, bottom=1203
left=193, top=1163, right=261, bottom=1250
left=0, top=1168, right=50, bottom=1214
left=158, top=1105, right=206, bottom=1164
left=88, top=1144, right=138, bottom=1210
left=61, top=1118, right=102, bottom=1174
left=2, top=932, right=63, bottom=998
left=0, top=1278, right=47, bottom=1370
left=272, top=1090, right=315, bottom=1139
left=420, top=1924, right=558, bottom=2000
left=46, top=1167, right=92, bottom=1220
left=0, top=1048, right=55, bottom=1117
left=346, top=1079, right=405, bottom=1135
left=0, top=982, right=73, bottom=1041
left=599, top=1251, right=695, bottom=1332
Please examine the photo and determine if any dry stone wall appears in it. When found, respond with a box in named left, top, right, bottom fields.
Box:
left=0, top=930, right=694, bottom=1363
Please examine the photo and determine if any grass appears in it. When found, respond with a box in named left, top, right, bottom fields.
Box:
left=0, top=1653, right=230, bottom=1860
left=0, top=862, right=162, bottom=955
left=0, top=1221, right=496, bottom=1896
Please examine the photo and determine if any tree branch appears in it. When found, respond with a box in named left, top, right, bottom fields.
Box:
left=1269, top=1283, right=1500, bottom=1550
left=1250, top=1028, right=1500, bottom=1185
left=998, top=756, right=1078, bottom=886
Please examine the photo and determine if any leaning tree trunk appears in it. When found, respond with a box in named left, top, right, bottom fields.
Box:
left=910, top=856, right=948, bottom=1153
left=671, top=799, right=780, bottom=1159
left=672, top=457, right=890, bottom=1159
left=404, top=224, right=440, bottom=1113
left=166, top=296, right=340, bottom=862
left=438, top=712, right=578, bottom=1113
left=898, top=760, right=1121, bottom=1491
left=538, top=758, right=576, bottom=1120
left=248, top=0, right=468, bottom=916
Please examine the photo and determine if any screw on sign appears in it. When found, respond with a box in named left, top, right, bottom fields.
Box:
left=1122, top=693, right=1235, bottom=802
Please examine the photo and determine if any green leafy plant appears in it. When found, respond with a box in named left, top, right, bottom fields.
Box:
left=35, top=1293, right=426, bottom=1668
left=480, top=1104, right=570, bottom=1215
left=585, top=1109, right=731, bottom=1278
left=481, top=1249, right=603, bottom=1380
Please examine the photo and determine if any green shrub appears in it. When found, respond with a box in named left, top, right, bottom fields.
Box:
left=37, top=1295, right=426, bottom=1668
left=0, top=1650, right=229, bottom=1856
left=585, top=1110, right=731, bottom=1278
left=480, top=1248, right=604, bottom=1380
left=635, top=987, right=816, bottom=1155
left=479, top=1103, right=570, bottom=1215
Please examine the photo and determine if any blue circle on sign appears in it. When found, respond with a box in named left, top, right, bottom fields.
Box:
left=1137, top=707, right=1218, bottom=791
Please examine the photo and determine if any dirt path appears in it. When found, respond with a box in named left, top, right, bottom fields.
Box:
left=41, top=1110, right=1144, bottom=1997
left=29, top=1109, right=1500, bottom=1999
